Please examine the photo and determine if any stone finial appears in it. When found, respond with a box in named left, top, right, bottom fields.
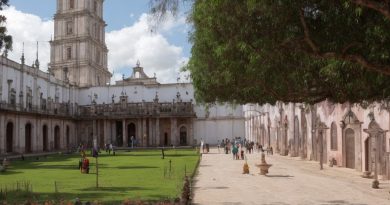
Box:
left=20, top=42, right=25, bottom=65
left=34, top=41, right=40, bottom=69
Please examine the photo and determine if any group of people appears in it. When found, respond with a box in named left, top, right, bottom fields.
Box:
left=200, top=138, right=274, bottom=160
left=104, top=143, right=115, bottom=155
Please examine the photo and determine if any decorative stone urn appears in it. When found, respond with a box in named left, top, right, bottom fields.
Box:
left=243, top=162, right=250, bottom=174
left=256, top=152, right=272, bottom=175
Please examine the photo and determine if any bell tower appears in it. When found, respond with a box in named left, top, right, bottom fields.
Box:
left=49, top=0, right=111, bottom=87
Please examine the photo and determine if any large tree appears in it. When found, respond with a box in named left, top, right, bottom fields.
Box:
left=151, top=0, right=390, bottom=104
left=0, top=0, right=12, bottom=55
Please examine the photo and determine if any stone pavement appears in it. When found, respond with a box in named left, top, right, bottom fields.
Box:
left=192, top=148, right=390, bottom=205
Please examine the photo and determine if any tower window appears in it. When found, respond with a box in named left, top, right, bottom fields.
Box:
left=66, top=21, right=73, bottom=35
left=66, top=47, right=72, bottom=60
left=93, top=0, right=97, bottom=12
left=69, top=0, right=75, bottom=9
left=96, top=50, right=100, bottom=64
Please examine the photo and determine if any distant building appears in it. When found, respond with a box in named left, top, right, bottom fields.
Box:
left=0, top=0, right=244, bottom=154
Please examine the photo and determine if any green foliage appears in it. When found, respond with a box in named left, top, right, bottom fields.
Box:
left=0, top=149, right=199, bottom=204
left=151, top=0, right=390, bottom=104
left=0, top=0, right=12, bottom=55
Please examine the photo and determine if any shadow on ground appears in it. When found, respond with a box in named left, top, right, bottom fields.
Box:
left=265, top=175, right=294, bottom=178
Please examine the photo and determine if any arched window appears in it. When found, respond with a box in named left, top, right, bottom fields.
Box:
left=330, top=122, right=337, bottom=150
left=69, top=0, right=74, bottom=9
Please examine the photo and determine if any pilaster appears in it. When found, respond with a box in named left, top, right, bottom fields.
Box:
left=122, top=119, right=127, bottom=147
left=0, top=114, right=4, bottom=153
left=171, top=118, right=177, bottom=146
left=142, top=118, right=147, bottom=146
left=156, top=118, right=160, bottom=146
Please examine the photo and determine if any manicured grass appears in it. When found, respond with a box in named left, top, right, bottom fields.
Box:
left=0, top=149, right=200, bottom=204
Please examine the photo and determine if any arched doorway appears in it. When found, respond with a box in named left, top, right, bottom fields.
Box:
left=43, top=125, right=48, bottom=151
left=364, top=137, right=373, bottom=172
left=300, top=114, right=307, bottom=158
left=6, top=122, right=13, bottom=153
left=66, top=126, right=70, bottom=149
left=127, top=123, right=136, bottom=147
left=25, top=123, right=32, bottom=153
left=345, top=128, right=355, bottom=169
left=54, top=126, right=60, bottom=150
left=179, top=126, right=187, bottom=146
left=164, top=132, right=169, bottom=146
left=330, top=122, right=338, bottom=150
left=293, top=116, right=299, bottom=157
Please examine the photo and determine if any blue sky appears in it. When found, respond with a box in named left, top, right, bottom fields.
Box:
left=4, top=0, right=192, bottom=83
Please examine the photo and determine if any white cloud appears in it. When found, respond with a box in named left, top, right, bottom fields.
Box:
left=2, top=7, right=189, bottom=84
left=106, top=13, right=189, bottom=83
left=2, top=6, right=53, bottom=71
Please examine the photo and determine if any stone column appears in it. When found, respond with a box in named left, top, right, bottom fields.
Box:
left=34, top=118, right=39, bottom=152
left=0, top=114, right=4, bottom=154
left=122, top=119, right=127, bottom=147
left=171, top=118, right=177, bottom=146
left=189, top=118, right=194, bottom=146
left=93, top=120, right=97, bottom=147
left=142, top=118, right=147, bottom=146
left=16, top=115, right=21, bottom=153
left=111, top=121, right=116, bottom=145
left=104, top=120, right=109, bottom=144
left=156, top=118, right=160, bottom=146
left=149, top=118, right=153, bottom=146
left=137, top=119, right=142, bottom=145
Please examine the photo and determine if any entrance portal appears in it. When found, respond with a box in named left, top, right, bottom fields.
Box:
left=66, top=126, right=70, bottom=149
left=6, top=122, right=13, bottom=152
left=164, top=132, right=169, bottom=146
left=116, top=121, right=123, bottom=146
left=128, top=123, right=136, bottom=147
left=43, top=125, right=48, bottom=151
left=54, top=126, right=60, bottom=150
left=345, top=128, right=355, bottom=169
left=25, top=123, right=32, bottom=153
left=179, top=126, right=187, bottom=146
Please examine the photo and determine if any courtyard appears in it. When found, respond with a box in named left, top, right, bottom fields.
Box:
left=193, top=148, right=390, bottom=205
left=0, top=149, right=199, bottom=204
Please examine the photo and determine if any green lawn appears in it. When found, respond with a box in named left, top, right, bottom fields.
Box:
left=0, top=149, right=199, bottom=204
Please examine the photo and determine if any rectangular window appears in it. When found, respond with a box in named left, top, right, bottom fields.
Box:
left=96, top=50, right=100, bottom=64
left=66, top=21, right=73, bottom=35
left=94, top=0, right=97, bottom=12
left=69, top=0, right=74, bottom=9
left=66, top=47, right=72, bottom=60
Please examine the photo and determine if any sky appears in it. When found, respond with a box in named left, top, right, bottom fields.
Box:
left=1, top=0, right=192, bottom=83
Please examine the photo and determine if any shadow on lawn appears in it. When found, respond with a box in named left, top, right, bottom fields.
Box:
left=78, top=186, right=153, bottom=192
left=3, top=186, right=156, bottom=204
left=0, top=169, right=23, bottom=175
left=116, top=166, right=159, bottom=169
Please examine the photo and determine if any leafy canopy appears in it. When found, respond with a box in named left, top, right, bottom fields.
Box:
left=0, top=0, right=12, bottom=55
left=152, top=0, right=390, bottom=105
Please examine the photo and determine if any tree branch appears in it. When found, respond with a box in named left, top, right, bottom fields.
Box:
left=299, top=9, right=319, bottom=54
left=351, top=0, right=390, bottom=20
left=298, top=6, right=390, bottom=76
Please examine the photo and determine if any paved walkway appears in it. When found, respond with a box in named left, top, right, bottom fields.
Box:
left=192, top=148, right=390, bottom=205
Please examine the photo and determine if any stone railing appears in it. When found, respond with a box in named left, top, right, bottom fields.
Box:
left=0, top=101, right=77, bottom=117
left=0, top=101, right=195, bottom=118
left=77, top=102, right=195, bottom=118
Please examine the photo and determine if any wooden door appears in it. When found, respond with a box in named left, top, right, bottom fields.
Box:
left=345, top=129, right=355, bottom=169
